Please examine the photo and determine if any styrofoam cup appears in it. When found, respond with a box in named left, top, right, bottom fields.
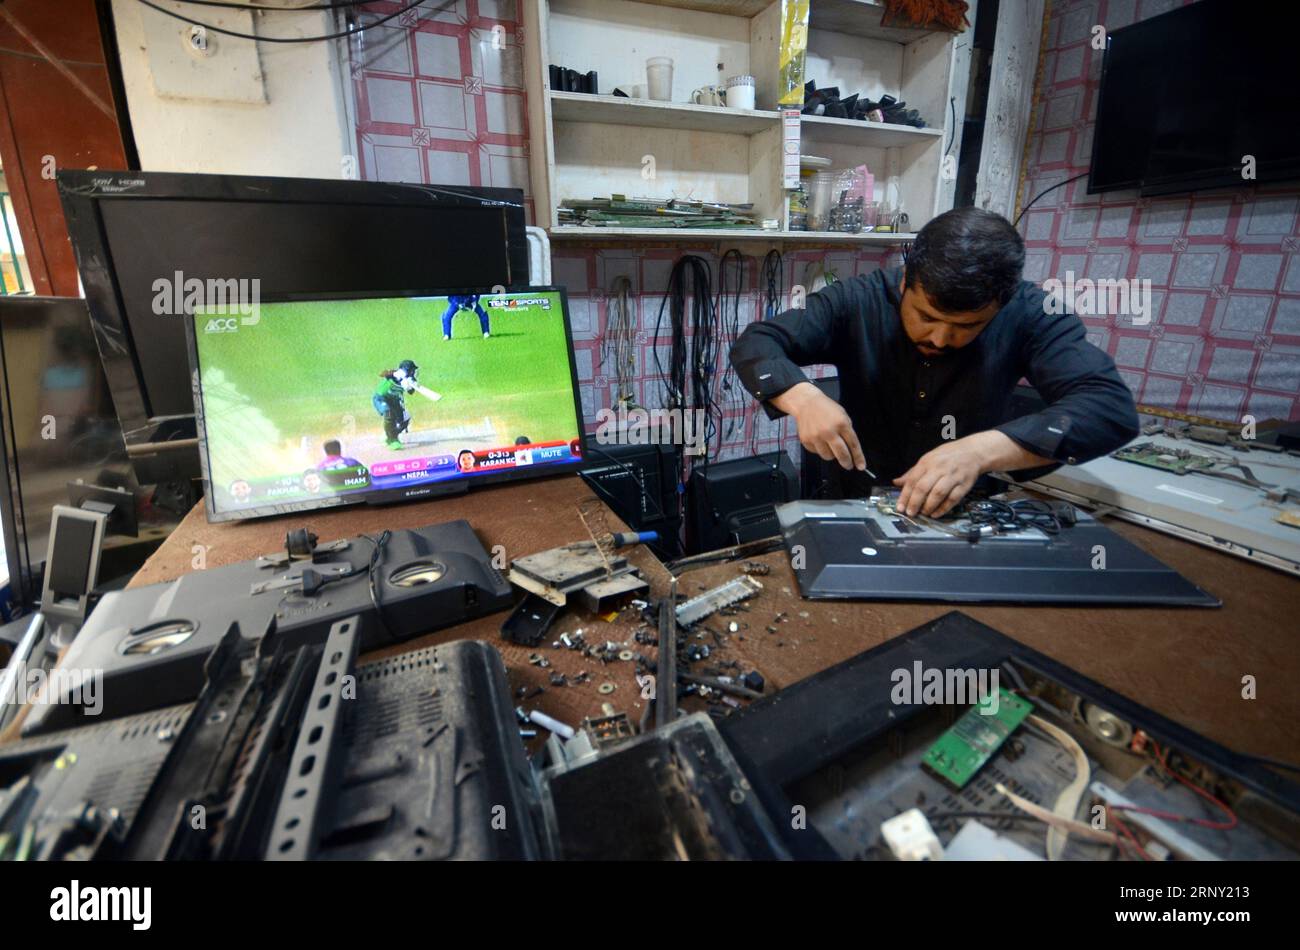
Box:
left=646, top=57, right=673, bottom=101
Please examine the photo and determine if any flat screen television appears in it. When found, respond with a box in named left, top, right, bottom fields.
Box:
left=58, top=170, right=529, bottom=485
left=185, top=288, right=586, bottom=522
left=1088, top=0, right=1300, bottom=196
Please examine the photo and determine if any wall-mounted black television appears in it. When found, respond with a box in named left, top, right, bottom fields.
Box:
left=1089, top=0, right=1300, bottom=196
left=58, top=170, right=530, bottom=487
left=185, top=287, right=585, bottom=523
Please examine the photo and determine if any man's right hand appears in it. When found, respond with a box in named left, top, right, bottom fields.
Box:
left=770, top=381, right=867, bottom=472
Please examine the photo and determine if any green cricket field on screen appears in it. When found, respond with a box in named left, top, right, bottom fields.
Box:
left=191, top=290, right=583, bottom=518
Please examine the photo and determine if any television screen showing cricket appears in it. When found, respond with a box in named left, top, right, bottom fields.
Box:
left=188, top=288, right=584, bottom=521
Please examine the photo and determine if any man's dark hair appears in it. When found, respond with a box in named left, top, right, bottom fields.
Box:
left=904, top=207, right=1025, bottom=312
left=324, top=439, right=341, bottom=456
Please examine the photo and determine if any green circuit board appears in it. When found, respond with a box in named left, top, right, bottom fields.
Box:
left=1112, top=442, right=1219, bottom=476
left=922, top=688, right=1034, bottom=790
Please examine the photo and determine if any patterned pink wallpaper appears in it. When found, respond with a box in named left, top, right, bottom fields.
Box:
left=350, top=0, right=533, bottom=217
left=349, top=0, right=1300, bottom=468
left=1023, top=0, right=1300, bottom=423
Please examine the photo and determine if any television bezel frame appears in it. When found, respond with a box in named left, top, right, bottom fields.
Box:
left=57, top=169, right=531, bottom=485
left=183, top=285, right=588, bottom=523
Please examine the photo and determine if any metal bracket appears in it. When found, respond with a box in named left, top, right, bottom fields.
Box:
left=264, top=615, right=361, bottom=860
left=256, top=538, right=350, bottom=570
left=249, top=561, right=354, bottom=596
left=656, top=578, right=678, bottom=729
left=675, top=575, right=763, bottom=627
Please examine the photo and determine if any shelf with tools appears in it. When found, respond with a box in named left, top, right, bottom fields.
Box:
left=796, top=1, right=960, bottom=233
left=548, top=90, right=782, bottom=134
left=522, top=0, right=969, bottom=241
left=799, top=113, right=944, bottom=148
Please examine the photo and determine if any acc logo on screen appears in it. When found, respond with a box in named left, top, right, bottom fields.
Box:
left=204, top=318, right=239, bottom=333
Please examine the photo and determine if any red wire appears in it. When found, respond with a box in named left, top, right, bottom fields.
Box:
left=1112, top=812, right=1153, bottom=861
left=1111, top=740, right=1239, bottom=831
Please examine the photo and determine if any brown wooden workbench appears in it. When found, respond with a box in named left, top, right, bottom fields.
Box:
left=130, top=476, right=1300, bottom=763
left=128, top=475, right=672, bottom=735
left=676, top=518, right=1300, bottom=764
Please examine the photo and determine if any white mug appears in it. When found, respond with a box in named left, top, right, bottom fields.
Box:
left=690, top=85, right=725, bottom=106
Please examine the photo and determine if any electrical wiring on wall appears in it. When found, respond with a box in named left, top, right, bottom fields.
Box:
left=167, top=1, right=377, bottom=9
left=715, top=249, right=748, bottom=454
left=600, top=276, right=637, bottom=411
left=135, top=0, right=450, bottom=43
left=652, top=255, right=720, bottom=485
left=760, top=249, right=783, bottom=321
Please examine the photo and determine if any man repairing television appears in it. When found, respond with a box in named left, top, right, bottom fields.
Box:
left=729, top=207, right=1140, bottom=518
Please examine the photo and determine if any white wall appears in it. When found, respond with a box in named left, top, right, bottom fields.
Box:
left=110, top=0, right=354, bottom=178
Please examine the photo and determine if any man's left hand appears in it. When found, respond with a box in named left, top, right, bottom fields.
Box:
left=892, top=430, right=1054, bottom=517
left=892, top=436, right=987, bottom=517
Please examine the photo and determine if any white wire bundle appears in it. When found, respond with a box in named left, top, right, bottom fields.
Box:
left=601, top=276, right=637, bottom=410
left=993, top=713, right=1099, bottom=859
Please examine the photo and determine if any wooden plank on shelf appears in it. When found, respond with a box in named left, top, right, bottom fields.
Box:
left=548, top=225, right=916, bottom=243
left=611, top=0, right=773, bottom=16
left=601, top=0, right=947, bottom=41
left=809, top=0, right=945, bottom=44
left=548, top=90, right=781, bottom=134
left=800, top=113, right=943, bottom=147
left=777, top=229, right=918, bottom=244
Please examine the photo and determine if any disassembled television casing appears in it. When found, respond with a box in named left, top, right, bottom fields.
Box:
left=775, top=493, right=1218, bottom=606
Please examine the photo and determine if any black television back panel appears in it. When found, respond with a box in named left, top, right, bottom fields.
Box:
left=19, top=519, right=513, bottom=736
left=0, top=702, right=196, bottom=859
left=721, top=611, right=1300, bottom=861
left=778, top=495, right=1218, bottom=606
left=57, top=170, right=529, bottom=483
left=686, top=450, right=798, bottom=554
left=290, top=639, right=540, bottom=861
left=538, top=714, right=790, bottom=860
left=0, top=622, right=538, bottom=860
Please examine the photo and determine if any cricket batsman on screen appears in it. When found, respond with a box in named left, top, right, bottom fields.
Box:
left=373, top=359, right=442, bottom=449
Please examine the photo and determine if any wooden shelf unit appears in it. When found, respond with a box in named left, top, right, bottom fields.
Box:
left=523, top=0, right=969, bottom=243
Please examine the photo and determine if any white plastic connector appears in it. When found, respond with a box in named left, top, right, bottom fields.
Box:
left=880, top=808, right=943, bottom=861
